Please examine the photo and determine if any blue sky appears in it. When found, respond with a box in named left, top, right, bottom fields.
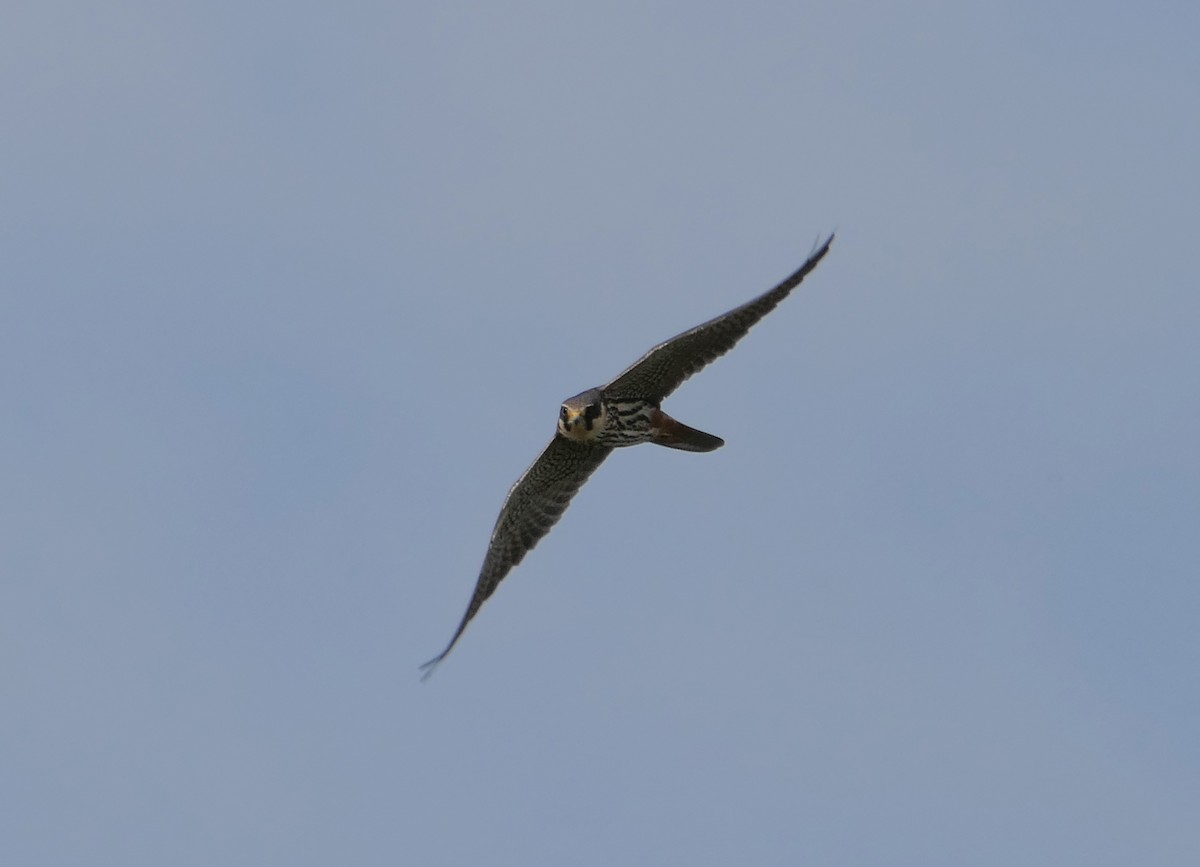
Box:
left=3, top=2, right=1198, bottom=865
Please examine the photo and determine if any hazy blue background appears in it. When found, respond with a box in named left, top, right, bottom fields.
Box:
left=3, top=2, right=1197, bottom=864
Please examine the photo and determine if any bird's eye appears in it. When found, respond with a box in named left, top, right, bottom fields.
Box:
left=560, top=407, right=569, bottom=421
left=584, top=403, right=601, bottom=421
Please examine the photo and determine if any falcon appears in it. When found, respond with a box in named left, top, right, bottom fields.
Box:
left=421, top=234, right=834, bottom=678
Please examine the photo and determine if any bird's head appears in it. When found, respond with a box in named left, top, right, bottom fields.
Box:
left=558, top=388, right=606, bottom=442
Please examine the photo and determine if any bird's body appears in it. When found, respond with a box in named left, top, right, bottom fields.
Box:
left=558, top=389, right=724, bottom=452
left=421, top=234, right=834, bottom=678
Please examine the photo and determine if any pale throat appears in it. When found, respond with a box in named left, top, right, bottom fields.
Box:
left=560, top=420, right=590, bottom=442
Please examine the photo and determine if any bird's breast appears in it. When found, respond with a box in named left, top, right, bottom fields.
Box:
left=595, top=398, right=657, bottom=447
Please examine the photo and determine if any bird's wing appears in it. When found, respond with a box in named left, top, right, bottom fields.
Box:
left=603, top=234, right=834, bottom=403
left=420, top=435, right=613, bottom=678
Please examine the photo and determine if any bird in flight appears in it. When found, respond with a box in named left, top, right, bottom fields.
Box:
left=421, top=234, right=834, bottom=678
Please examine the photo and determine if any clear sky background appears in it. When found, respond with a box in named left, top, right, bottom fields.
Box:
left=3, top=3, right=1198, bottom=865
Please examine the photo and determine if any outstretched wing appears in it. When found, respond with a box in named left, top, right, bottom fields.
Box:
left=420, top=435, right=613, bottom=678
left=603, top=234, right=834, bottom=402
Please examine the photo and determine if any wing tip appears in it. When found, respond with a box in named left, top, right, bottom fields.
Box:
left=418, top=650, right=448, bottom=682
left=419, top=627, right=464, bottom=682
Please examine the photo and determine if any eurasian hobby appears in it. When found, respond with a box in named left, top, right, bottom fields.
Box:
left=421, top=234, right=834, bottom=677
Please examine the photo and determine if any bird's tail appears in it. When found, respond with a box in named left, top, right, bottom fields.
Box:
left=651, top=411, right=725, bottom=452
